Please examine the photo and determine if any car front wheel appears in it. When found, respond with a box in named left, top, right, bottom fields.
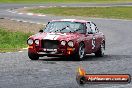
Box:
left=74, top=43, right=85, bottom=61
left=28, top=52, right=39, bottom=60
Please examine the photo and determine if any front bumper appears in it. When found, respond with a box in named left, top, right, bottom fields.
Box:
left=38, top=48, right=66, bottom=56
left=28, top=46, right=75, bottom=57
left=37, top=51, right=65, bottom=57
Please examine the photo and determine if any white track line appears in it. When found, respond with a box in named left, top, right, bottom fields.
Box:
left=39, top=6, right=45, bottom=7
left=24, top=7, right=28, bottom=8
left=18, top=13, right=24, bottom=15
left=61, top=6, right=67, bottom=7
left=22, top=20, right=28, bottom=23
left=27, top=13, right=33, bottom=15
left=18, top=51, right=23, bottom=52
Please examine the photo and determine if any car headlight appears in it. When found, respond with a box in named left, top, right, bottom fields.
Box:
left=61, top=40, right=66, bottom=46
left=68, top=41, right=74, bottom=47
left=35, top=39, right=39, bottom=45
left=27, top=39, right=33, bottom=45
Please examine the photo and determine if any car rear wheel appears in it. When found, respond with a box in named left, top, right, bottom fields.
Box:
left=95, top=43, right=105, bottom=57
left=28, top=52, right=39, bottom=60
left=74, top=43, right=85, bottom=61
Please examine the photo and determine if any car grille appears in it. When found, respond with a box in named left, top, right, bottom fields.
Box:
left=41, top=40, right=59, bottom=49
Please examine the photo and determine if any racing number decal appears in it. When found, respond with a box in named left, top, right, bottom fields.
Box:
left=92, top=37, right=96, bottom=49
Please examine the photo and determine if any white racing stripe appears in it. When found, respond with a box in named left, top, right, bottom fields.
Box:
left=53, top=35, right=60, bottom=40
left=43, top=34, right=61, bottom=40
left=44, top=34, right=57, bottom=40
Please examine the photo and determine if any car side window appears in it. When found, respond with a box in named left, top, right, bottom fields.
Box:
left=86, top=22, right=97, bottom=34
left=89, top=22, right=99, bottom=34
left=93, top=22, right=99, bottom=33
left=90, top=22, right=96, bottom=33
left=86, top=22, right=92, bottom=34
left=78, top=23, right=87, bottom=33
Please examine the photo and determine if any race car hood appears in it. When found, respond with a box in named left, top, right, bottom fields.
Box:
left=30, top=32, right=81, bottom=41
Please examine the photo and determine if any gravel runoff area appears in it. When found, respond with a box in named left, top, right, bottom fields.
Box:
left=0, top=18, right=43, bottom=33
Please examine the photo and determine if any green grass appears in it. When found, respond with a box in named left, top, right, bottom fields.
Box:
left=0, top=0, right=132, bottom=3
left=0, top=28, right=32, bottom=52
left=29, top=6, right=132, bottom=20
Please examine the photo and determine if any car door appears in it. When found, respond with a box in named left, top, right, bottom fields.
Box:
left=90, top=22, right=101, bottom=52
left=85, top=22, right=93, bottom=54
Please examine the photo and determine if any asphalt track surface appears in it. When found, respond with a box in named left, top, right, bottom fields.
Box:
left=0, top=3, right=132, bottom=88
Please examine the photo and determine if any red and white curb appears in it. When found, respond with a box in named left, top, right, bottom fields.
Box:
left=10, top=18, right=45, bottom=25
left=6, top=9, right=46, bottom=17
left=8, top=10, right=46, bottom=17
left=6, top=5, right=68, bottom=17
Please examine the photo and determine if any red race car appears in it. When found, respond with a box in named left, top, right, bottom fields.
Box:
left=27, top=19, right=105, bottom=60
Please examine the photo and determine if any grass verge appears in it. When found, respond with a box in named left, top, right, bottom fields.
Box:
left=0, top=0, right=132, bottom=3
left=29, top=6, right=132, bottom=20
left=0, top=28, right=32, bottom=52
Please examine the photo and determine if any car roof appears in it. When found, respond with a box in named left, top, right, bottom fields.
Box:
left=51, top=19, right=91, bottom=23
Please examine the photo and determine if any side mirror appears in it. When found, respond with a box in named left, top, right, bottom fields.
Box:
left=39, top=29, right=43, bottom=33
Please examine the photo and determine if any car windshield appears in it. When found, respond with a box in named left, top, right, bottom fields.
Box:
left=44, top=21, right=86, bottom=33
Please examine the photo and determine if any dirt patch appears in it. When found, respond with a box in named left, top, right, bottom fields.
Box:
left=0, top=18, right=44, bottom=33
